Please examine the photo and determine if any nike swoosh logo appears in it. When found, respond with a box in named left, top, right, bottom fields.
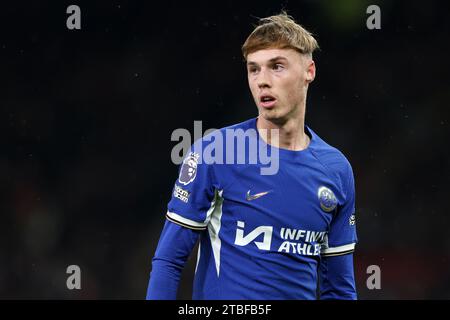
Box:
left=246, top=190, right=271, bottom=201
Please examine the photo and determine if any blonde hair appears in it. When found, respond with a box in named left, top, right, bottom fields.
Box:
left=242, top=11, right=319, bottom=60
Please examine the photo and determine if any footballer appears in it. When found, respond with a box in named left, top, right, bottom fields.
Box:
left=146, top=12, right=358, bottom=300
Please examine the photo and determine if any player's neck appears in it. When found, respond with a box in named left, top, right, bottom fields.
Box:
left=257, top=115, right=310, bottom=151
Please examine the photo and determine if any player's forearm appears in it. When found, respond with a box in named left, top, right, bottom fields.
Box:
left=146, top=258, right=181, bottom=299
left=146, top=220, right=200, bottom=300
left=146, top=258, right=183, bottom=300
left=319, top=253, right=357, bottom=300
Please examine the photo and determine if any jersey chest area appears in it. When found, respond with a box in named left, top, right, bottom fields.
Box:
left=217, top=163, right=337, bottom=228
left=214, top=163, right=338, bottom=256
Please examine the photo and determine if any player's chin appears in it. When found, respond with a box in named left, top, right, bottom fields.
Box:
left=260, top=109, right=292, bottom=127
left=259, top=108, right=280, bottom=121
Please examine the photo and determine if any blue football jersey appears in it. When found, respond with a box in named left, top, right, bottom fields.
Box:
left=166, top=117, right=357, bottom=299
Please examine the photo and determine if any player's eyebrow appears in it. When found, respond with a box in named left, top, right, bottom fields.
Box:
left=268, top=56, right=288, bottom=63
left=247, top=56, right=288, bottom=67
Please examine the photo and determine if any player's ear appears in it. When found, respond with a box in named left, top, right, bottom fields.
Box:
left=305, top=59, right=316, bottom=83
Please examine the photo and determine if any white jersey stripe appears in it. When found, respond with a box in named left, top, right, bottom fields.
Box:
left=166, top=211, right=208, bottom=229
left=207, top=190, right=224, bottom=277
left=321, top=242, right=356, bottom=255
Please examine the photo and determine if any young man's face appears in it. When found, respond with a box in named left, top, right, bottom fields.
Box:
left=246, top=48, right=315, bottom=124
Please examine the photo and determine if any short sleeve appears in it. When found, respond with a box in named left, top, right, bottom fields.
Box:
left=166, top=142, right=218, bottom=231
left=321, top=163, right=357, bottom=257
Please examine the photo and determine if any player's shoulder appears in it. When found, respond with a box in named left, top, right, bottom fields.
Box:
left=189, top=118, right=256, bottom=163
left=307, top=126, right=354, bottom=181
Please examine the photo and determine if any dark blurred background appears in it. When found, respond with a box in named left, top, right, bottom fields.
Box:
left=1, top=0, right=449, bottom=299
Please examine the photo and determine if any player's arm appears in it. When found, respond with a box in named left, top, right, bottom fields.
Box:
left=319, top=160, right=357, bottom=300
left=146, top=141, right=218, bottom=299
left=319, top=251, right=357, bottom=300
left=146, top=220, right=201, bottom=300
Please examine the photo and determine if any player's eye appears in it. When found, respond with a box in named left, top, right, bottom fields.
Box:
left=272, top=63, right=285, bottom=71
left=248, top=67, right=259, bottom=74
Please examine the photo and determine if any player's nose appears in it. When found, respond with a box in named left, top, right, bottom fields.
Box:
left=257, top=69, right=272, bottom=88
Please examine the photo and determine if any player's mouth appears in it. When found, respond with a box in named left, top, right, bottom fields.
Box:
left=259, top=94, right=277, bottom=108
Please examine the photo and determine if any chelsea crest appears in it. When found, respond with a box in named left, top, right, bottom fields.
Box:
left=317, top=186, right=337, bottom=212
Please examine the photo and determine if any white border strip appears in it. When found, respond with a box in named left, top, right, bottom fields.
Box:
left=321, top=243, right=356, bottom=255
left=208, top=190, right=224, bottom=277
left=166, top=211, right=207, bottom=228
